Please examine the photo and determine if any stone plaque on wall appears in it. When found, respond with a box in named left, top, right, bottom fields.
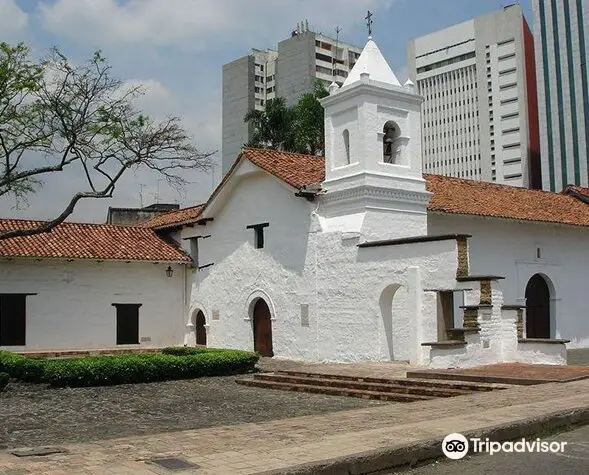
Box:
left=212, top=309, right=220, bottom=321
left=300, top=304, right=309, bottom=327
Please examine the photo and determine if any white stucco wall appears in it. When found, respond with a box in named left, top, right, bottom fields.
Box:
left=181, top=168, right=315, bottom=358
left=312, top=233, right=458, bottom=363
left=0, top=259, right=186, bottom=351
left=183, top=168, right=460, bottom=363
left=429, top=213, right=589, bottom=348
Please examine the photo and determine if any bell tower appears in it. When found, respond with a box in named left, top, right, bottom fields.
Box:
left=319, top=37, right=430, bottom=241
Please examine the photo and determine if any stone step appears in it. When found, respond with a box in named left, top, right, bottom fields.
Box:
left=235, top=378, right=434, bottom=403
left=254, top=373, right=471, bottom=398
left=405, top=370, right=555, bottom=386
left=270, top=370, right=507, bottom=392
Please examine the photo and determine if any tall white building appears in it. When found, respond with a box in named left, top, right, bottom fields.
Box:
left=533, top=0, right=589, bottom=191
left=222, top=25, right=362, bottom=174
left=407, top=5, right=541, bottom=188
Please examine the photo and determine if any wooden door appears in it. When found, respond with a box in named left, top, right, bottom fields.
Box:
left=196, top=311, right=207, bottom=346
left=253, top=299, right=273, bottom=357
left=525, top=274, right=550, bottom=338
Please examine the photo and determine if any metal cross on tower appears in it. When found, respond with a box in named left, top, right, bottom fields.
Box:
left=365, top=10, right=373, bottom=37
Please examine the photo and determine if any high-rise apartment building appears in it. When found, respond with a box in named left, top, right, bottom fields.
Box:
left=407, top=5, right=540, bottom=188
left=533, top=0, right=589, bottom=191
left=222, top=49, right=278, bottom=175
left=222, top=24, right=362, bottom=173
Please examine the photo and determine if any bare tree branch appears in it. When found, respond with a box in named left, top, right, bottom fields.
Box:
left=0, top=42, right=215, bottom=240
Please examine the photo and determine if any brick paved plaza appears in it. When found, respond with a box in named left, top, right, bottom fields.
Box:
left=0, top=371, right=385, bottom=450
left=0, top=376, right=587, bottom=474
left=1, top=358, right=588, bottom=474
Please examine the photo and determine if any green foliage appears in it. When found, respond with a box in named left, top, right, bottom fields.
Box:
left=0, top=42, right=46, bottom=201
left=161, top=346, right=218, bottom=355
left=291, top=81, right=329, bottom=155
left=244, top=97, right=293, bottom=150
left=0, top=349, right=259, bottom=387
left=244, top=80, right=329, bottom=155
left=0, top=350, right=44, bottom=382
left=0, top=372, right=8, bottom=391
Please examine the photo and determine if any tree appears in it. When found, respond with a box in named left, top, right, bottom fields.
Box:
left=291, top=81, right=329, bottom=156
left=0, top=42, right=213, bottom=240
left=243, top=80, right=328, bottom=155
left=244, top=97, right=293, bottom=150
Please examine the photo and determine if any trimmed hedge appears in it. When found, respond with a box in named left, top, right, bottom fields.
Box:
left=0, top=372, right=8, bottom=391
left=0, top=351, right=44, bottom=382
left=0, top=349, right=258, bottom=387
left=161, top=346, right=219, bottom=356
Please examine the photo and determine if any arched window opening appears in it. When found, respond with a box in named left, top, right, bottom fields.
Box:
left=343, top=129, right=351, bottom=164
left=383, top=120, right=401, bottom=163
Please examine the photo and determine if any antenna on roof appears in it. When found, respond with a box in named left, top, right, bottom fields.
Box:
left=139, top=184, right=145, bottom=208
left=155, top=177, right=161, bottom=204
left=211, top=162, right=216, bottom=193
left=333, top=26, right=341, bottom=82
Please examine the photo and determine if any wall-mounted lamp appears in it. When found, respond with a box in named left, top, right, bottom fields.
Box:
left=165, top=265, right=174, bottom=278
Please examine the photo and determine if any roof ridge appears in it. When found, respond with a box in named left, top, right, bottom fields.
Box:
left=141, top=203, right=206, bottom=229
left=423, top=173, right=563, bottom=196
left=0, top=217, right=155, bottom=230
left=242, top=147, right=325, bottom=160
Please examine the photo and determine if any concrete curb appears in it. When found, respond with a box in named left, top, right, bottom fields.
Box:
left=258, top=406, right=589, bottom=475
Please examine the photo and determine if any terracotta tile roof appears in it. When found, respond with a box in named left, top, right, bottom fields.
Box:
left=141, top=204, right=205, bottom=230
left=242, top=148, right=325, bottom=189
left=0, top=219, right=191, bottom=262
left=151, top=148, right=589, bottom=230
left=425, top=174, right=589, bottom=227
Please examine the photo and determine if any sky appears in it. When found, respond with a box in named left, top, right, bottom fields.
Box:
left=0, top=0, right=532, bottom=223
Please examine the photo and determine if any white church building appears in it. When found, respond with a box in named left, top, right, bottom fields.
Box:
left=2, top=38, right=589, bottom=368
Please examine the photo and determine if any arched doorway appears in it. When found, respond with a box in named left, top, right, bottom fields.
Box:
left=525, top=274, right=551, bottom=338
left=252, top=299, right=273, bottom=357
left=379, top=284, right=409, bottom=360
left=195, top=310, right=207, bottom=346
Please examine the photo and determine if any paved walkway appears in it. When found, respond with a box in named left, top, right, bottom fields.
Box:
left=409, top=363, right=589, bottom=383
left=1, top=378, right=588, bottom=474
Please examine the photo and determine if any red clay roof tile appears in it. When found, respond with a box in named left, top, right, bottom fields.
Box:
left=0, top=219, right=191, bottom=262
left=424, top=174, right=589, bottom=227
left=141, top=204, right=205, bottom=230
left=242, top=148, right=325, bottom=188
